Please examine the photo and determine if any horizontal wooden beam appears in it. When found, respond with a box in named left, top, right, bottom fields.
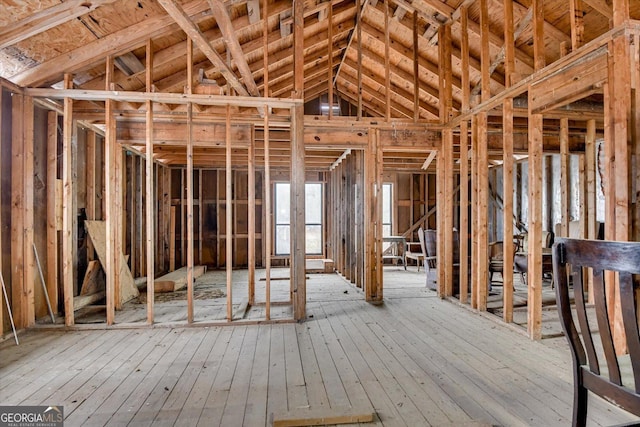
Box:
left=117, top=121, right=252, bottom=146
left=24, top=88, right=302, bottom=108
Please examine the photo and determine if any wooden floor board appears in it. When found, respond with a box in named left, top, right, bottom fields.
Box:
left=63, top=328, right=174, bottom=425
left=150, top=327, right=221, bottom=427
left=2, top=269, right=639, bottom=426
left=1, top=331, right=113, bottom=404
left=220, top=326, right=258, bottom=426
left=128, top=329, right=209, bottom=426
left=0, top=330, right=106, bottom=390
left=243, top=324, right=271, bottom=426
left=174, top=327, right=232, bottom=426
left=102, top=329, right=199, bottom=426
left=332, top=300, right=455, bottom=426
left=74, top=328, right=182, bottom=427
left=24, top=330, right=137, bottom=407
left=196, top=326, right=246, bottom=427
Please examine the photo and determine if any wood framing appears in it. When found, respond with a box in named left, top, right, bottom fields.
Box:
left=3, top=0, right=640, bottom=343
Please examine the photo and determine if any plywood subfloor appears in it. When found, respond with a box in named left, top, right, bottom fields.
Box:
left=2, top=268, right=638, bottom=426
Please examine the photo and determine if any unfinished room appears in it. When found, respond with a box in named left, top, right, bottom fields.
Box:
left=1, top=0, right=640, bottom=425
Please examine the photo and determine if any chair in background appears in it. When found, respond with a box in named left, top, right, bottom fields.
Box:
left=405, top=231, right=426, bottom=271
left=418, top=227, right=437, bottom=272
left=513, top=231, right=554, bottom=285
left=423, top=229, right=438, bottom=272
left=488, top=241, right=504, bottom=284
left=553, top=238, right=640, bottom=426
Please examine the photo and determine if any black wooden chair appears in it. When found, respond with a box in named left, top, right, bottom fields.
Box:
left=552, top=238, right=640, bottom=427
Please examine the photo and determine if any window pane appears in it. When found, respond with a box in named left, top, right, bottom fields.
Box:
left=306, top=225, right=322, bottom=254
left=276, top=183, right=290, bottom=224
left=305, top=183, right=322, bottom=224
left=276, top=225, right=290, bottom=255
left=382, top=184, right=391, bottom=224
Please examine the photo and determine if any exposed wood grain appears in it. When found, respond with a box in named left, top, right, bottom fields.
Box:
left=187, top=103, right=195, bottom=323
left=208, top=0, right=260, bottom=98
left=570, top=0, right=585, bottom=50
left=62, top=76, right=75, bottom=327
left=157, top=0, right=250, bottom=97
left=226, top=105, right=233, bottom=321
left=0, top=0, right=119, bottom=49
left=272, top=408, right=374, bottom=426
left=85, top=220, right=139, bottom=306
left=146, top=100, right=155, bottom=323
left=46, top=111, right=59, bottom=317
left=12, top=0, right=211, bottom=87
left=0, top=88, right=3, bottom=334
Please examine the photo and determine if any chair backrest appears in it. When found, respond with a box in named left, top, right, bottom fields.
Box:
left=553, top=238, right=640, bottom=423
left=488, top=241, right=504, bottom=260
left=418, top=227, right=427, bottom=257
left=424, top=229, right=437, bottom=258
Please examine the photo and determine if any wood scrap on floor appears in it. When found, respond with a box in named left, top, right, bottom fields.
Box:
left=270, top=406, right=375, bottom=427
left=232, top=298, right=249, bottom=320
left=74, top=291, right=106, bottom=311
left=154, top=265, right=207, bottom=293
left=85, top=220, right=139, bottom=304
left=80, top=260, right=105, bottom=296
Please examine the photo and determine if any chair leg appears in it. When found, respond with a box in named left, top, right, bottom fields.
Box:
left=573, top=382, right=588, bottom=427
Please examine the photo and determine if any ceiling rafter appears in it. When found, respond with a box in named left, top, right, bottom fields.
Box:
left=12, top=0, right=213, bottom=87
left=338, top=60, right=439, bottom=118
left=207, top=0, right=260, bottom=96
left=470, top=6, right=533, bottom=96
left=156, top=0, right=250, bottom=96
left=0, top=0, right=119, bottom=49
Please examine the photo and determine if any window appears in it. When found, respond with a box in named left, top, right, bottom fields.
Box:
left=382, top=183, right=392, bottom=250
left=382, top=183, right=392, bottom=237
left=275, top=182, right=324, bottom=255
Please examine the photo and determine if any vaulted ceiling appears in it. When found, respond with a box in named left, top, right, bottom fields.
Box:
left=2, top=0, right=632, bottom=118
left=0, top=0, right=637, bottom=169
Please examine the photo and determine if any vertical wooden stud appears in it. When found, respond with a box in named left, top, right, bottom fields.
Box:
left=328, top=1, right=334, bottom=119
left=356, top=0, right=362, bottom=120
left=384, top=0, right=391, bottom=121
left=459, top=6, right=470, bottom=304
left=569, top=0, right=584, bottom=51
left=559, top=118, right=570, bottom=237
left=502, top=0, right=515, bottom=322
left=248, top=126, right=256, bottom=306
left=198, top=170, right=203, bottom=265
left=146, top=100, right=155, bottom=324
left=292, top=0, right=306, bottom=320
left=226, top=105, right=233, bottom=321
left=105, top=57, right=116, bottom=325
left=475, top=0, right=490, bottom=311
left=413, top=11, right=419, bottom=122
left=86, top=131, right=96, bottom=262
left=11, top=93, right=25, bottom=327
left=46, top=111, right=59, bottom=317
left=0, top=88, right=2, bottom=333
left=170, top=206, right=176, bottom=272
left=187, top=104, right=195, bottom=323
left=527, top=0, right=545, bottom=340
left=470, top=116, right=478, bottom=309
left=115, top=128, right=123, bottom=310
left=263, top=105, right=271, bottom=320
left=585, top=119, right=596, bottom=303
left=62, top=76, right=75, bottom=326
